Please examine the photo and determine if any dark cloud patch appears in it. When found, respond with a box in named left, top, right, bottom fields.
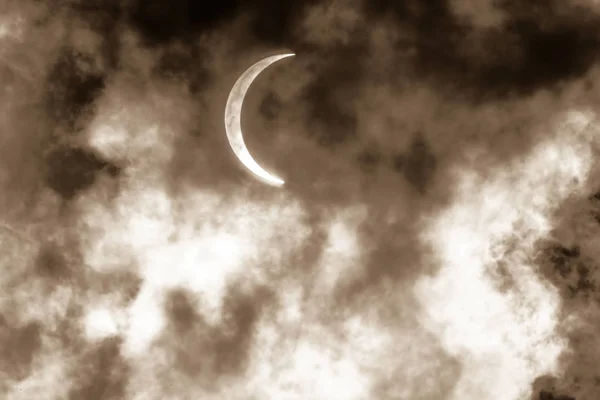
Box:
left=363, top=0, right=600, bottom=101
left=531, top=183, right=600, bottom=399
left=44, top=146, right=120, bottom=201
left=531, top=375, right=577, bottom=400
left=332, top=215, right=429, bottom=312
left=40, top=3, right=123, bottom=126
left=2, top=240, right=87, bottom=357
left=162, top=288, right=222, bottom=389
left=212, top=284, right=273, bottom=375
left=128, top=0, right=319, bottom=49
left=391, top=133, right=437, bottom=194
left=364, top=0, right=448, bottom=27
left=304, top=96, right=358, bottom=148
left=65, top=1, right=123, bottom=68
left=128, top=0, right=240, bottom=47
left=391, top=154, right=405, bottom=174
left=355, top=145, right=382, bottom=174
left=299, top=48, right=366, bottom=148
left=363, top=0, right=462, bottom=77
left=153, top=45, right=210, bottom=94
left=258, top=90, right=282, bottom=121
left=0, top=4, right=122, bottom=219
left=102, top=272, right=143, bottom=303
left=567, top=263, right=597, bottom=298
left=590, top=191, right=600, bottom=224
left=51, top=297, right=88, bottom=353
left=34, top=242, right=73, bottom=282
left=165, top=288, right=198, bottom=334
left=162, top=284, right=275, bottom=384
left=511, top=19, right=598, bottom=88
left=67, top=337, right=130, bottom=400
left=0, top=318, right=42, bottom=381
left=539, top=392, right=576, bottom=400
left=245, top=0, right=302, bottom=46
left=90, top=269, right=144, bottom=307
left=38, top=44, right=122, bottom=203
left=45, top=50, right=106, bottom=127
left=547, top=244, right=582, bottom=279
left=538, top=240, right=599, bottom=302
left=468, top=9, right=600, bottom=99
left=547, top=245, right=579, bottom=279
left=244, top=0, right=325, bottom=48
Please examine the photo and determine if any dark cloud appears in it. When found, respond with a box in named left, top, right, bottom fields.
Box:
left=161, top=283, right=275, bottom=385
left=165, top=287, right=198, bottom=333
left=127, top=0, right=321, bottom=48
left=245, top=0, right=310, bottom=47
left=34, top=241, right=74, bottom=281
left=0, top=318, right=42, bottom=381
left=44, top=146, right=121, bottom=201
left=355, top=145, right=382, bottom=174
left=127, top=0, right=240, bottom=47
left=299, top=47, right=366, bottom=148
left=212, top=283, right=274, bottom=375
left=333, top=216, right=429, bottom=308
left=539, top=392, right=576, bottom=400
left=531, top=374, right=577, bottom=400
left=38, top=27, right=123, bottom=200
left=363, top=0, right=600, bottom=101
left=67, top=337, right=130, bottom=400
left=152, top=45, right=210, bottom=94
left=531, top=183, right=600, bottom=398
left=44, top=51, right=106, bottom=125
left=391, top=133, right=438, bottom=194
left=91, top=269, right=143, bottom=307
left=258, top=90, right=282, bottom=121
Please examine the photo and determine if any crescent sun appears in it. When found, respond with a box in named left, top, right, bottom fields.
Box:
left=224, top=53, right=295, bottom=187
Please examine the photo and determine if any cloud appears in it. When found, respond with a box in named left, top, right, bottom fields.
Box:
left=2, top=1, right=600, bottom=399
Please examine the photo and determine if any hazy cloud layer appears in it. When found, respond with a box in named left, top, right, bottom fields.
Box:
left=1, top=1, right=600, bottom=399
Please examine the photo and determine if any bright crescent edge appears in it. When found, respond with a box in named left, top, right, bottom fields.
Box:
left=224, top=53, right=295, bottom=187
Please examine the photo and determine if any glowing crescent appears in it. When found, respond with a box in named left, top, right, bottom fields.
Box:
left=224, top=53, right=294, bottom=187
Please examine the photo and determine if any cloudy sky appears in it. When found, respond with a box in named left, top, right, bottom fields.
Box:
left=2, top=0, right=600, bottom=399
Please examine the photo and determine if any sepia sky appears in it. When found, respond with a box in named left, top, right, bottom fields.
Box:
left=2, top=1, right=600, bottom=399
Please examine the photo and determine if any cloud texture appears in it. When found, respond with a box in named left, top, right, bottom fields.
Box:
left=2, top=1, right=600, bottom=399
